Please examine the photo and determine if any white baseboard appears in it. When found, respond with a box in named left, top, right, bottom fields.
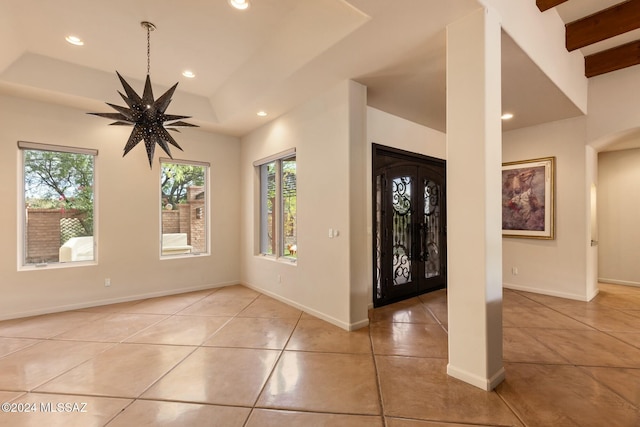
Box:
left=241, top=280, right=369, bottom=331
left=0, top=281, right=237, bottom=321
left=586, top=286, right=600, bottom=301
left=598, top=278, right=640, bottom=288
left=349, top=318, right=370, bottom=331
left=447, top=364, right=506, bottom=391
left=503, top=282, right=590, bottom=302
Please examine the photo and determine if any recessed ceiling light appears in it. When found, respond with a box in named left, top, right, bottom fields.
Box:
left=501, top=113, right=514, bottom=120
left=257, top=111, right=267, bottom=117
left=65, top=35, right=84, bottom=46
left=182, top=70, right=195, bottom=78
left=229, top=0, right=250, bottom=10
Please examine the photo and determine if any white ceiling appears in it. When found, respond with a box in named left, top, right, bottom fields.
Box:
left=0, top=0, right=627, bottom=139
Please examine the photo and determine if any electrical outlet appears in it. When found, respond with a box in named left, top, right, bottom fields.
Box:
left=277, top=274, right=282, bottom=284
left=104, top=278, right=111, bottom=287
left=511, top=267, right=518, bottom=276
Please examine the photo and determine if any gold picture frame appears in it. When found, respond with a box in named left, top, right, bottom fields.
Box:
left=502, top=157, right=555, bottom=239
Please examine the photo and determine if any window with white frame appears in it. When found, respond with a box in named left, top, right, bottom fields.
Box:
left=19, top=141, right=97, bottom=266
left=256, top=149, right=297, bottom=260
left=160, top=159, right=209, bottom=257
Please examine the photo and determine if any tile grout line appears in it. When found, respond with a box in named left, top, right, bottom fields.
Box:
left=513, top=289, right=640, bottom=363
left=130, top=290, right=262, bottom=401
left=39, top=288, right=253, bottom=424
left=3, top=285, right=640, bottom=425
left=575, top=365, right=640, bottom=411
left=506, top=288, right=640, bottom=421
left=369, top=315, right=388, bottom=427
left=242, top=309, right=305, bottom=427
left=104, top=288, right=262, bottom=426
left=19, top=340, right=121, bottom=395
left=493, top=388, right=529, bottom=427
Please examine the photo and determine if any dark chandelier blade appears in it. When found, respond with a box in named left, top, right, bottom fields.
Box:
left=88, top=72, right=198, bottom=168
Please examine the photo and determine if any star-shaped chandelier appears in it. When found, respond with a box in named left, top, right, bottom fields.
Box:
left=89, top=21, right=197, bottom=168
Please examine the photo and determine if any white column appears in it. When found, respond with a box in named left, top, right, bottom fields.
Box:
left=445, top=7, right=504, bottom=391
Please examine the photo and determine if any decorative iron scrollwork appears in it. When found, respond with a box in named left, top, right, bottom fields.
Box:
left=392, top=177, right=411, bottom=216
left=392, top=176, right=412, bottom=286
left=423, top=178, right=441, bottom=278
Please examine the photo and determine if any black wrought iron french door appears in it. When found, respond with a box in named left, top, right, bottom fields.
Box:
left=373, top=145, right=446, bottom=307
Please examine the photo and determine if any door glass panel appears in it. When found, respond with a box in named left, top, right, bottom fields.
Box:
left=375, top=175, right=382, bottom=299
left=392, top=176, right=412, bottom=285
left=423, top=179, right=441, bottom=278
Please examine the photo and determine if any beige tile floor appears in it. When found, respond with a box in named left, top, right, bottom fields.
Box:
left=0, top=283, right=639, bottom=426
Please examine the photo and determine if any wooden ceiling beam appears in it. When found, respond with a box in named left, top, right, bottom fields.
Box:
left=536, top=0, right=569, bottom=12
left=566, top=0, right=640, bottom=51
left=585, top=39, right=640, bottom=77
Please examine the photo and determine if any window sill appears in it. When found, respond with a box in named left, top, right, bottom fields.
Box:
left=19, top=260, right=97, bottom=271
left=160, top=252, right=210, bottom=260
left=256, top=254, right=297, bottom=266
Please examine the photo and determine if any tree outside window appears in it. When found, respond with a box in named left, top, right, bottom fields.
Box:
left=21, top=145, right=95, bottom=265
left=259, top=153, right=296, bottom=260
left=282, top=156, right=297, bottom=258
left=160, top=161, right=208, bottom=256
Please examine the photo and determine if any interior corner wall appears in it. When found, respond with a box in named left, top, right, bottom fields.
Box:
left=239, top=80, right=358, bottom=330
left=0, top=94, right=241, bottom=320
left=348, top=81, right=369, bottom=328
left=479, top=0, right=587, bottom=113
left=597, top=148, right=640, bottom=287
left=502, top=116, right=590, bottom=300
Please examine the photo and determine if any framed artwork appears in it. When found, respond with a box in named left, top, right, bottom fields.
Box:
left=502, top=157, right=555, bottom=239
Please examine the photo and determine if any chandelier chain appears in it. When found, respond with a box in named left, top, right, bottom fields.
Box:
left=141, top=21, right=155, bottom=75
left=146, top=25, right=151, bottom=75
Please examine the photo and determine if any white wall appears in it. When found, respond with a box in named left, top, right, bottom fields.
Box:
left=502, top=117, right=590, bottom=300
left=0, top=94, right=241, bottom=319
left=0, top=2, right=21, bottom=73
left=585, top=63, right=640, bottom=291
left=598, top=148, right=640, bottom=286
left=239, top=82, right=450, bottom=329
left=479, top=0, right=587, bottom=113
left=588, top=66, right=640, bottom=146
left=367, top=107, right=447, bottom=159
left=240, top=80, right=365, bottom=329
